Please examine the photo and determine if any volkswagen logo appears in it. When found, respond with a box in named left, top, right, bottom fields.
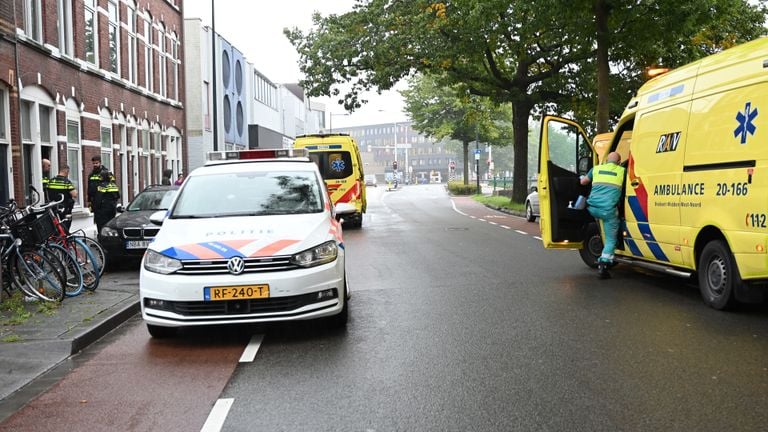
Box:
left=227, top=256, right=245, bottom=275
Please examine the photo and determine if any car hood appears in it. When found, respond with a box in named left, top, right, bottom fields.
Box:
left=148, top=213, right=342, bottom=260
left=106, top=210, right=156, bottom=229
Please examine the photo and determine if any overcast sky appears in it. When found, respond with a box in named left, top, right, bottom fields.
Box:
left=184, top=0, right=409, bottom=128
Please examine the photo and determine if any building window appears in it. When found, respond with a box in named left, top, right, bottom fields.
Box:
left=57, top=0, right=74, bottom=56
left=158, top=24, right=167, bottom=97
left=101, top=126, right=113, bottom=171
left=67, top=119, right=82, bottom=206
left=172, top=32, right=180, bottom=101
left=126, top=2, right=137, bottom=84
left=39, top=105, right=52, bottom=144
left=203, top=81, right=210, bottom=130
left=20, top=101, right=33, bottom=142
left=143, top=13, right=153, bottom=92
left=24, top=0, right=42, bottom=42
left=108, top=0, right=120, bottom=74
left=0, top=88, right=6, bottom=141
left=84, top=0, right=98, bottom=64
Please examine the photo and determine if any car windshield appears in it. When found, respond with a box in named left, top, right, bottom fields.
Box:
left=127, top=189, right=178, bottom=211
left=170, top=170, right=324, bottom=218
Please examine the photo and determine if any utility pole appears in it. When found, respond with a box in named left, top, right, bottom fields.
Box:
left=475, top=126, right=480, bottom=195
left=211, top=0, right=218, bottom=151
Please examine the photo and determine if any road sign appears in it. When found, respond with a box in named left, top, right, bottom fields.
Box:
left=474, top=149, right=481, bottom=155
left=449, top=160, right=456, bottom=169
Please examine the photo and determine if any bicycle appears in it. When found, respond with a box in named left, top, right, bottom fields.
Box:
left=0, top=205, right=66, bottom=303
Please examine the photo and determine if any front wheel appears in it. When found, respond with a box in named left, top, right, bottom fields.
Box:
left=698, top=240, right=738, bottom=310
left=579, top=223, right=603, bottom=269
left=525, top=202, right=536, bottom=222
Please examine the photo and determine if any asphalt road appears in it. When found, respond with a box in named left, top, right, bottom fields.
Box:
left=3, top=184, right=768, bottom=431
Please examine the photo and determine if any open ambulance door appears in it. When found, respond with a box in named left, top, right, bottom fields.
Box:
left=538, top=116, right=597, bottom=250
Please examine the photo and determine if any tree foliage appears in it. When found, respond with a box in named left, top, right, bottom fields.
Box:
left=286, top=0, right=767, bottom=201
left=400, top=74, right=513, bottom=185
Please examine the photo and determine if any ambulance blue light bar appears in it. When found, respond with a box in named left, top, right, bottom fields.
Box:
left=206, top=148, right=307, bottom=161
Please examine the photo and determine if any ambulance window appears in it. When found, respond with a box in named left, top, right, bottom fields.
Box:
left=307, top=151, right=353, bottom=180
left=548, top=121, right=590, bottom=175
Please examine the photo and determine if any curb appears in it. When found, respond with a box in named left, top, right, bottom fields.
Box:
left=69, top=298, right=140, bottom=355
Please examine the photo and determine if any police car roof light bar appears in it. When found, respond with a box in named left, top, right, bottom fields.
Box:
left=206, top=148, right=307, bottom=162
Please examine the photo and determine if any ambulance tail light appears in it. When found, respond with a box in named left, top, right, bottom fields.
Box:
left=206, top=148, right=307, bottom=162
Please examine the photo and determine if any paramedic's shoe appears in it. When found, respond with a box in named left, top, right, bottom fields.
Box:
left=597, top=262, right=611, bottom=279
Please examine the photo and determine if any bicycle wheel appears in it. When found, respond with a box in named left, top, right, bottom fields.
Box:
left=42, top=242, right=84, bottom=297
left=11, top=249, right=65, bottom=302
left=70, top=235, right=106, bottom=276
left=66, top=237, right=100, bottom=291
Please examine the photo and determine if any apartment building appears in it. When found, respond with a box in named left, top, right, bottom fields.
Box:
left=1, top=0, right=185, bottom=207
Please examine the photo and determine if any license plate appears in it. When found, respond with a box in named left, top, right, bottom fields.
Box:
left=204, top=285, right=270, bottom=301
left=126, top=240, right=151, bottom=249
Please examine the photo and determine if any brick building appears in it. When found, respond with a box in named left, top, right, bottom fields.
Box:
left=0, top=0, right=185, bottom=208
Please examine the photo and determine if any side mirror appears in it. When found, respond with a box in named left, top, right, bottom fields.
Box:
left=530, top=186, right=538, bottom=193
left=149, top=210, right=167, bottom=225
left=116, top=203, right=124, bottom=213
left=334, top=202, right=356, bottom=215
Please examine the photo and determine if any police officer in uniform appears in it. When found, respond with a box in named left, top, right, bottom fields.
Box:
left=41, top=158, right=51, bottom=202
left=47, top=165, right=78, bottom=231
left=580, top=151, right=626, bottom=279
left=93, top=171, right=120, bottom=235
left=87, top=155, right=109, bottom=211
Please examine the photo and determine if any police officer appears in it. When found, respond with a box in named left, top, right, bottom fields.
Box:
left=93, top=171, right=120, bottom=235
left=41, top=158, right=51, bottom=202
left=47, top=165, right=78, bottom=231
left=87, top=155, right=109, bottom=211
left=580, top=151, right=626, bottom=279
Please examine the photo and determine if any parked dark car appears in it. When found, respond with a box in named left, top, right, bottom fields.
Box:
left=99, top=185, right=179, bottom=260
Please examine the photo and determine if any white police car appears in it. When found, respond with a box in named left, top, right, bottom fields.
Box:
left=139, top=149, right=350, bottom=338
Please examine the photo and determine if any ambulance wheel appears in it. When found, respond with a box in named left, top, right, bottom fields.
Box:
left=698, top=240, right=738, bottom=310
left=579, top=223, right=602, bottom=269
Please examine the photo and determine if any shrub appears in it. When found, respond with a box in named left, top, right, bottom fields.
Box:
left=447, top=181, right=479, bottom=195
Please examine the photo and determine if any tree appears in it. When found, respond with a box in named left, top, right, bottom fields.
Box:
left=400, top=74, right=513, bottom=185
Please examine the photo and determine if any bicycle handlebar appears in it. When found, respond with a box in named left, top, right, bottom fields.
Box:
left=27, top=195, right=64, bottom=212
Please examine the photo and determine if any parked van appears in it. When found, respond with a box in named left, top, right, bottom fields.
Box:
left=293, top=133, right=367, bottom=227
left=538, top=37, right=767, bottom=310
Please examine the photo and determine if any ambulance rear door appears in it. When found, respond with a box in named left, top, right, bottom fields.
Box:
left=538, top=116, right=596, bottom=249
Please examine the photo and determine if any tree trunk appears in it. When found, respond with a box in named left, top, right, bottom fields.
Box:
left=462, top=140, right=469, bottom=185
left=511, top=100, right=531, bottom=203
left=594, top=0, right=610, bottom=133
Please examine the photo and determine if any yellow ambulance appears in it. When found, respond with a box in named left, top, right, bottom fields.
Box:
left=537, top=37, right=767, bottom=310
left=293, top=133, right=367, bottom=228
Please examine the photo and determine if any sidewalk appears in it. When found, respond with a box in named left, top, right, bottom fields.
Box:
left=0, top=269, right=140, bottom=410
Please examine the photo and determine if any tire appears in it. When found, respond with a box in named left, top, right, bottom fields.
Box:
left=42, top=243, right=84, bottom=297
left=698, top=240, right=738, bottom=310
left=11, top=250, right=65, bottom=302
left=327, top=278, right=349, bottom=329
left=525, top=202, right=536, bottom=222
left=67, top=238, right=101, bottom=291
left=72, top=236, right=106, bottom=276
left=147, top=324, right=178, bottom=338
left=579, top=223, right=603, bottom=269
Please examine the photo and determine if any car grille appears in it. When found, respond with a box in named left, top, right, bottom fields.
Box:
left=177, top=256, right=299, bottom=275
left=148, top=290, right=336, bottom=316
left=123, top=227, right=161, bottom=239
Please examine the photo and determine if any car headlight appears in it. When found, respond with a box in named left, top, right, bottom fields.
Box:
left=100, top=226, right=119, bottom=237
left=143, top=249, right=183, bottom=274
left=290, top=241, right=338, bottom=268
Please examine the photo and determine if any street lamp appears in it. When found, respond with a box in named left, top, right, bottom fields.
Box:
left=328, top=112, right=349, bottom=133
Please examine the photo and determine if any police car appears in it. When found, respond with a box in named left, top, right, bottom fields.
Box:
left=139, top=149, right=350, bottom=338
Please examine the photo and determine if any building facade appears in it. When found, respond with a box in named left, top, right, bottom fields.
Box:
left=184, top=18, right=323, bottom=172
left=1, top=0, right=185, bottom=209
left=334, top=122, right=460, bottom=184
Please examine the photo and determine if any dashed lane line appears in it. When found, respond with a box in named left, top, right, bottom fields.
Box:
left=515, top=230, right=527, bottom=235
left=201, top=398, right=234, bottom=432
left=239, top=334, right=264, bottom=363
left=534, top=236, right=542, bottom=240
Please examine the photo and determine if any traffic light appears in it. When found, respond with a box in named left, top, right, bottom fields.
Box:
left=393, top=160, right=398, bottom=170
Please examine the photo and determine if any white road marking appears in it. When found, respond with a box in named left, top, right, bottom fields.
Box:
left=515, top=230, right=527, bottom=235
left=470, top=215, right=477, bottom=219
left=489, top=222, right=498, bottom=225
left=239, top=334, right=264, bottom=363
left=450, top=199, right=468, bottom=216
left=201, top=398, right=234, bottom=432
left=501, top=225, right=511, bottom=229
left=479, top=218, right=487, bottom=222
left=534, top=236, right=542, bottom=240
